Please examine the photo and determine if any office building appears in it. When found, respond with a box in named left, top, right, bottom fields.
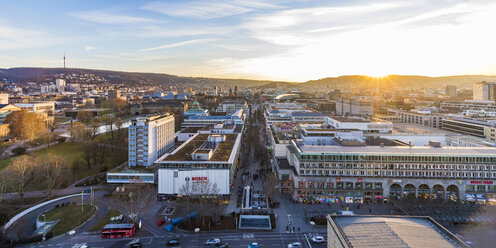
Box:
left=55, top=79, right=66, bottom=93
left=216, top=101, right=248, bottom=115
left=445, top=85, right=457, bottom=97
left=388, top=109, right=443, bottom=128
left=336, top=98, right=373, bottom=116
left=287, top=138, right=496, bottom=204
left=441, top=117, right=496, bottom=139
left=156, top=133, right=242, bottom=199
left=108, top=89, right=121, bottom=99
left=14, top=102, right=55, bottom=114
left=473, top=81, right=496, bottom=101
left=128, top=114, right=175, bottom=167
left=326, top=116, right=393, bottom=133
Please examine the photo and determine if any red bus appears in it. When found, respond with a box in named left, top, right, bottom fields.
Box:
left=101, top=223, right=136, bottom=238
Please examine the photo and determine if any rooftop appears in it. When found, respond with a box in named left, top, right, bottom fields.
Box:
left=293, top=140, right=496, bottom=156
left=330, top=216, right=466, bottom=248
left=329, top=116, right=388, bottom=123
left=159, top=133, right=239, bottom=162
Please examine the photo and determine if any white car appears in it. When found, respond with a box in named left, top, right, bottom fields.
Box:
left=288, top=242, right=302, bottom=248
left=72, top=244, right=88, bottom=248
left=205, top=238, right=221, bottom=245
left=312, top=235, right=325, bottom=243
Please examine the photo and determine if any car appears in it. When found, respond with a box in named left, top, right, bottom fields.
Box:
left=288, top=242, right=302, bottom=248
left=128, top=239, right=143, bottom=248
left=72, top=244, right=88, bottom=248
left=167, top=239, right=180, bottom=246
left=216, top=243, right=229, bottom=248
left=248, top=242, right=259, bottom=248
left=311, top=235, right=325, bottom=243
left=205, top=238, right=221, bottom=245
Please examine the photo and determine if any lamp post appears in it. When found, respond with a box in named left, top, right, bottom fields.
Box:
left=41, top=214, right=46, bottom=241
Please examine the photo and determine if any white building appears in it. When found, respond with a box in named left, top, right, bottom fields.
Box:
left=56, top=79, right=66, bottom=93
left=14, top=101, right=55, bottom=114
left=388, top=109, right=443, bottom=128
left=325, top=116, right=393, bottom=133
left=0, top=94, right=8, bottom=104
left=156, top=133, right=242, bottom=198
left=216, top=101, right=248, bottom=115
left=128, top=114, right=175, bottom=167
left=473, top=81, right=496, bottom=101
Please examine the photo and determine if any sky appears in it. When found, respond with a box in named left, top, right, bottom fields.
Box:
left=1, top=0, right=496, bottom=82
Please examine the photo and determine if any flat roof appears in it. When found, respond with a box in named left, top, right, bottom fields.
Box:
left=293, top=140, right=496, bottom=156
left=330, top=216, right=466, bottom=248
left=329, top=116, right=388, bottom=123
left=159, top=133, right=239, bottom=162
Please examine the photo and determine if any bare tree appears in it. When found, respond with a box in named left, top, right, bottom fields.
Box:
left=68, top=122, right=87, bottom=142
left=193, top=182, right=220, bottom=226
left=40, top=154, right=66, bottom=196
left=112, top=181, right=151, bottom=223
left=0, top=170, right=9, bottom=204
left=179, top=181, right=195, bottom=223
left=8, top=155, right=38, bottom=199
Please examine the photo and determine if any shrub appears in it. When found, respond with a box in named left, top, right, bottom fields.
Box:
left=57, top=137, right=66, bottom=143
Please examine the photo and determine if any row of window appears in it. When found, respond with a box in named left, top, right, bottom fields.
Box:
left=297, top=154, right=496, bottom=163
left=298, top=169, right=495, bottom=179
left=300, top=163, right=496, bottom=171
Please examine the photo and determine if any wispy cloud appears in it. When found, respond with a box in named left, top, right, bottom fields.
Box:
left=85, top=46, right=96, bottom=51
left=136, top=38, right=214, bottom=52
left=142, top=0, right=283, bottom=19
left=69, top=10, right=154, bottom=24
left=0, top=22, right=53, bottom=50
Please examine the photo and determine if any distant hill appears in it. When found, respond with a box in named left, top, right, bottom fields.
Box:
left=0, top=67, right=291, bottom=88
left=0, top=67, right=494, bottom=89
left=299, top=75, right=496, bottom=90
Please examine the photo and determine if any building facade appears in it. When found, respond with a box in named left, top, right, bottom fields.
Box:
left=335, top=98, right=373, bottom=116
left=128, top=114, right=175, bottom=167
left=287, top=140, right=496, bottom=204
left=388, top=109, right=443, bottom=128
left=14, top=102, right=55, bottom=115
left=156, top=133, right=242, bottom=199
left=473, top=81, right=496, bottom=101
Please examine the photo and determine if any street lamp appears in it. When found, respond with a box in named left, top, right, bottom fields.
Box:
left=41, top=214, right=46, bottom=241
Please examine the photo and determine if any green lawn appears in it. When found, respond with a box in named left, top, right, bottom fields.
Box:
left=40, top=204, right=96, bottom=236
left=87, top=209, right=121, bottom=231
left=1, top=142, right=127, bottom=192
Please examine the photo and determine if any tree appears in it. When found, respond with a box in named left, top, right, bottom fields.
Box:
left=179, top=182, right=195, bottom=223
left=112, top=182, right=151, bottom=223
left=40, top=154, right=66, bottom=196
left=5, top=110, right=46, bottom=141
left=77, top=110, right=94, bottom=124
left=193, top=182, right=220, bottom=226
left=68, top=121, right=88, bottom=142
left=8, top=155, right=38, bottom=199
left=109, top=98, right=127, bottom=113
left=12, top=147, right=27, bottom=155
left=0, top=170, right=8, bottom=204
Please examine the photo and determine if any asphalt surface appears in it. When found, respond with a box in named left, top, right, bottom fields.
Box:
left=26, top=231, right=328, bottom=248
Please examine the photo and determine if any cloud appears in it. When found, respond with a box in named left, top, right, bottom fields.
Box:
left=85, top=46, right=96, bottom=51
left=142, top=0, right=282, bottom=19
left=0, top=22, right=53, bottom=50
left=136, top=38, right=214, bottom=52
left=69, top=10, right=154, bottom=24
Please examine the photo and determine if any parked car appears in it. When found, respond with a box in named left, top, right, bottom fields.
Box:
left=205, top=238, right=221, bottom=245
left=167, top=238, right=180, bottom=246
left=311, top=235, right=325, bottom=243
left=217, top=243, right=229, bottom=248
left=288, top=242, right=302, bottom=248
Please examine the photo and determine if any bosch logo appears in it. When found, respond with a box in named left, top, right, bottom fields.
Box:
left=192, top=177, right=207, bottom=181
left=185, top=177, right=190, bottom=182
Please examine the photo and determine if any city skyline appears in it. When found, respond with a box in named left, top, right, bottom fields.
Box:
left=1, top=0, right=496, bottom=82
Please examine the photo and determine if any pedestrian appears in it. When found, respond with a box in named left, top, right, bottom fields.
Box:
left=369, top=208, right=372, bottom=213
left=298, top=227, right=300, bottom=232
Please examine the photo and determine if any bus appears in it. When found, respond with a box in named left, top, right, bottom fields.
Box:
left=101, top=223, right=136, bottom=238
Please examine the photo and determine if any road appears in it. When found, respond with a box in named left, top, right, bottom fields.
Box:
left=28, top=231, right=328, bottom=248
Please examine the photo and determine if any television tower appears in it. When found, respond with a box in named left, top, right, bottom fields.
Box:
left=63, top=52, right=66, bottom=69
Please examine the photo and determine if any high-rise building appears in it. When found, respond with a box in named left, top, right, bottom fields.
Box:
left=336, top=98, right=373, bottom=116
left=214, top=86, right=218, bottom=96
left=128, top=114, right=175, bottom=167
left=234, top=85, right=238, bottom=97
left=55, top=79, right=66, bottom=93
left=445, top=85, right=457, bottom=97
left=229, top=87, right=233, bottom=97
left=473, top=81, right=496, bottom=101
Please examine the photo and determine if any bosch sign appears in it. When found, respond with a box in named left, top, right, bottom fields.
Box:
left=192, top=177, right=208, bottom=182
